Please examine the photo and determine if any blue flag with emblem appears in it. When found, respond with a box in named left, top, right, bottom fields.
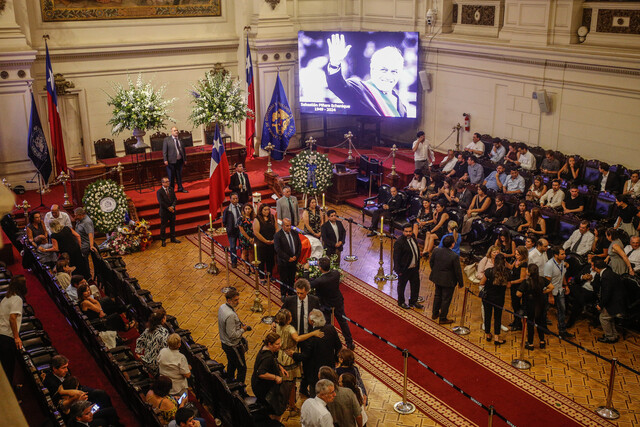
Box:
left=28, top=92, right=52, bottom=183
left=261, top=73, right=295, bottom=161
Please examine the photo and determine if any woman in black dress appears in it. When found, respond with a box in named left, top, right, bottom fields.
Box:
left=251, top=332, right=288, bottom=423
left=39, top=219, right=90, bottom=278
left=517, top=264, right=554, bottom=350
left=614, top=194, right=640, bottom=238
left=494, top=229, right=516, bottom=259
left=422, top=201, right=449, bottom=258
left=558, top=156, right=580, bottom=184
left=253, top=203, right=277, bottom=279
left=238, top=203, right=255, bottom=274
left=77, top=284, right=135, bottom=332
left=413, top=198, right=432, bottom=238
left=301, top=197, right=324, bottom=238
left=480, top=254, right=510, bottom=345
left=507, top=246, right=528, bottom=331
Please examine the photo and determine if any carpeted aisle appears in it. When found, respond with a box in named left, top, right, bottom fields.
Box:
left=193, top=234, right=613, bottom=427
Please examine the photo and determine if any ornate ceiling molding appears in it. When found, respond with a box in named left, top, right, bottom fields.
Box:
left=265, top=0, right=280, bottom=11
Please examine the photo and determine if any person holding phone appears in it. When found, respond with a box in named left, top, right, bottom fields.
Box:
left=68, top=400, right=119, bottom=427
left=145, top=376, right=186, bottom=425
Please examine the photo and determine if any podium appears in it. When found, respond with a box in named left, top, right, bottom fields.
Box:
left=327, top=167, right=358, bottom=204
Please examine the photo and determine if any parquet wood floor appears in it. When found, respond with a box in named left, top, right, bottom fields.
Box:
left=122, top=204, right=639, bottom=426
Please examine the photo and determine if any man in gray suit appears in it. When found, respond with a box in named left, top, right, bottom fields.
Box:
left=276, top=185, right=299, bottom=225
left=429, top=235, right=464, bottom=324
left=162, top=126, right=188, bottom=193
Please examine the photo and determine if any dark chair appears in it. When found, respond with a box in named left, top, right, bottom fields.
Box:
left=123, top=136, right=145, bottom=155
left=529, top=146, right=545, bottom=171
left=583, top=160, right=601, bottom=186
left=393, top=195, right=422, bottom=230
left=362, top=184, right=391, bottom=223
left=591, top=191, right=617, bottom=220
left=204, top=129, right=215, bottom=145
left=178, top=130, right=193, bottom=148
left=150, top=132, right=167, bottom=152
left=94, top=138, right=116, bottom=160
left=356, top=155, right=372, bottom=194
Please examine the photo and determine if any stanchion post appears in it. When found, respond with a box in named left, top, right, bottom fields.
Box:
left=511, top=316, right=531, bottom=370
left=595, top=358, right=620, bottom=420
left=261, top=273, right=274, bottom=324
left=194, top=227, right=207, bottom=269
left=393, top=349, right=416, bottom=414
left=221, top=246, right=234, bottom=294
left=250, top=260, right=264, bottom=313
left=488, top=405, right=494, bottom=427
left=374, top=232, right=386, bottom=283
left=331, top=307, right=335, bottom=326
left=385, top=234, right=397, bottom=281
left=207, top=232, right=220, bottom=275
left=344, top=219, right=358, bottom=262
left=452, top=287, right=470, bottom=335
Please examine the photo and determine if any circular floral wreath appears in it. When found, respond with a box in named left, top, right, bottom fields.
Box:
left=289, top=150, right=333, bottom=196
left=82, top=179, right=128, bottom=233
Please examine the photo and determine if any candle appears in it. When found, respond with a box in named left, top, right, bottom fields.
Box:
left=209, top=213, right=213, bottom=230
left=322, top=193, right=326, bottom=210
left=380, top=216, right=384, bottom=234
left=254, top=243, right=258, bottom=261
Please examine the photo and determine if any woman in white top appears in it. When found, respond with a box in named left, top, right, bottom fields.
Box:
left=158, top=333, right=191, bottom=396
left=0, top=275, right=27, bottom=384
left=406, top=170, right=427, bottom=196
left=623, top=171, right=640, bottom=198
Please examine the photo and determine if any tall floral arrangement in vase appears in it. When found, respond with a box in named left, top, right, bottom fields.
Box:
left=188, top=71, right=253, bottom=128
left=106, top=74, right=176, bottom=135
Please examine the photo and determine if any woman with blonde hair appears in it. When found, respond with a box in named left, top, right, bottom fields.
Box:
left=437, top=220, right=461, bottom=255
left=274, top=309, right=323, bottom=414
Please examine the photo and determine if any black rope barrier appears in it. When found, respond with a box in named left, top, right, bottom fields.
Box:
left=467, top=288, right=640, bottom=377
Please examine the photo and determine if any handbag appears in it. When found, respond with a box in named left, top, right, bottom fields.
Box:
left=464, top=263, right=480, bottom=284
left=239, top=336, right=249, bottom=353
left=265, top=380, right=293, bottom=416
left=504, top=215, right=525, bottom=230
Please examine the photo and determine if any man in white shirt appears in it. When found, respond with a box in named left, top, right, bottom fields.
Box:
left=515, top=144, right=536, bottom=171
left=539, top=179, right=565, bottom=208
left=529, top=238, right=549, bottom=272
left=44, top=204, right=72, bottom=235
left=440, top=150, right=458, bottom=173
left=301, top=379, right=337, bottom=427
left=464, top=133, right=485, bottom=156
left=412, top=130, right=434, bottom=175
left=0, top=275, right=27, bottom=384
left=544, top=247, right=574, bottom=339
left=623, top=236, right=640, bottom=273
left=562, top=220, right=595, bottom=256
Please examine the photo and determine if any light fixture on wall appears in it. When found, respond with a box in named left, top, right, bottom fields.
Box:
left=577, top=26, right=589, bottom=43
left=426, top=9, right=437, bottom=26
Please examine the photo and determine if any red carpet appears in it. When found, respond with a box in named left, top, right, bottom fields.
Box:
left=190, top=234, right=612, bottom=427
left=6, top=247, right=140, bottom=426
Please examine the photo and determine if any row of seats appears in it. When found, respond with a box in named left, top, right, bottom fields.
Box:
left=91, top=249, right=269, bottom=425
left=19, top=240, right=164, bottom=426
left=0, top=269, right=65, bottom=426
left=94, top=128, right=233, bottom=160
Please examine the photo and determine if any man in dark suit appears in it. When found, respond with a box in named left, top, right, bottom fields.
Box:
left=429, top=235, right=464, bottom=324
left=222, top=192, right=242, bottom=268
left=367, top=187, right=402, bottom=237
left=321, top=210, right=346, bottom=264
left=156, top=177, right=180, bottom=247
left=596, top=162, right=621, bottom=194
left=282, top=279, right=321, bottom=336
left=273, top=218, right=302, bottom=300
left=394, top=224, right=423, bottom=310
left=229, top=163, right=252, bottom=204
left=310, top=256, right=354, bottom=350
left=291, top=308, right=342, bottom=397
left=592, top=257, right=626, bottom=343
left=162, top=126, right=188, bottom=193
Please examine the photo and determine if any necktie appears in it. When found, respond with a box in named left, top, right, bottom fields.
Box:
left=572, top=233, right=583, bottom=253
left=287, top=232, right=295, bottom=253
left=299, top=300, right=305, bottom=334
left=288, top=197, right=295, bottom=223
left=239, top=173, right=245, bottom=188
left=174, top=138, right=181, bottom=159
left=232, top=205, right=239, bottom=223
left=409, top=238, right=418, bottom=268
left=165, top=187, right=169, bottom=195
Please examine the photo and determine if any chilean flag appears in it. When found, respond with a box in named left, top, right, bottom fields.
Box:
left=209, top=124, right=230, bottom=219
left=45, top=41, right=67, bottom=175
left=245, top=37, right=256, bottom=161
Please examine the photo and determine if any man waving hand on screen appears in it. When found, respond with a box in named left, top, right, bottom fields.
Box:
left=326, top=33, right=407, bottom=117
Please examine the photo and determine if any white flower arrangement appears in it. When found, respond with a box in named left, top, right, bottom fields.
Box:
left=188, top=71, right=253, bottom=127
left=106, top=74, right=176, bottom=134
left=82, top=179, right=128, bottom=233
left=289, top=151, right=333, bottom=196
